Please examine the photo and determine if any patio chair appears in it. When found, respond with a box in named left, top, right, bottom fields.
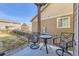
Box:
left=55, top=32, right=74, bottom=56
left=28, top=32, right=39, bottom=49
left=52, top=34, right=61, bottom=46
left=0, top=52, right=5, bottom=56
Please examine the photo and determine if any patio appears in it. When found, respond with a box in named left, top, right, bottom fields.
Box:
left=4, top=43, right=72, bottom=56
left=0, top=29, right=74, bottom=56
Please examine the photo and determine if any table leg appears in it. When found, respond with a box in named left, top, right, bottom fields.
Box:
left=44, top=39, right=48, bottom=54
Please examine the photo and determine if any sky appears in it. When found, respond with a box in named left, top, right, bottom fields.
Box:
left=0, top=3, right=37, bottom=28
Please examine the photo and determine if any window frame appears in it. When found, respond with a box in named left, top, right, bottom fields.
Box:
left=57, top=16, right=70, bottom=28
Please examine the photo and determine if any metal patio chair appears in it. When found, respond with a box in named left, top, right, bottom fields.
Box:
left=28, top=32, right=39, bottom=49
left=54, top=32, right=74, bottom=56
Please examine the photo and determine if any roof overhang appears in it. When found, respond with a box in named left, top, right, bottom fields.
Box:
left=31, top=4, right=50, bottom=22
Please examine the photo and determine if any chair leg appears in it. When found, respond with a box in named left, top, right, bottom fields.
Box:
left=30, top=43, right=39, bottom=49
left=62, top=48, right=64, bottom=56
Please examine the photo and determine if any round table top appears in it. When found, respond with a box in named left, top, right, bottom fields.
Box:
left=40, top=34, right=52, bottom=39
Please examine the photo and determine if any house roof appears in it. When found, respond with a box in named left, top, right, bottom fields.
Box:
left=31, top=4, right=50, bottom=22
left=0, top=18, right=20, bottom=24
left=21, top=23, right=28, bottom=27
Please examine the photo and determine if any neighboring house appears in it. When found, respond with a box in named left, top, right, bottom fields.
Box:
left=31, top=3, right=74, bottom=35
left=21, top=23, right=30, bottom=32
left=0, top=19, right=21, bottom=30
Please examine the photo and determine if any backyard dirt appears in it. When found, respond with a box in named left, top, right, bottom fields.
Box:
left=0, top=33, right=28, bottom=53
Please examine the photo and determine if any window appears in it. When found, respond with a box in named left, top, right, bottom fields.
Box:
left=42, top=27, right=47, bottom=33
left=57, top=16, right=70, bottom=28
left=42, top=27, right=48, bottom=33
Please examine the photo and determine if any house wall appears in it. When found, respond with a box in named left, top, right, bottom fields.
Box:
left=0, top=22, right=21, bottom=30
left=32, top=14, right=73, bottom=35
left=32, top=3, right=73, bottom=35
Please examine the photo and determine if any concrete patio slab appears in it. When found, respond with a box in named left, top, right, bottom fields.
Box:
left=9, top=44, right=60, bottom=56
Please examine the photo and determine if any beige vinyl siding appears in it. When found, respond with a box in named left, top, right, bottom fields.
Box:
left=32, top=21, right=38, bottom=32
left=32, top=14, right=73, bottom=35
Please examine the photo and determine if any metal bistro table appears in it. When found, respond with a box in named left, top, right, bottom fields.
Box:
left=40, top=34, right=52, bottom=54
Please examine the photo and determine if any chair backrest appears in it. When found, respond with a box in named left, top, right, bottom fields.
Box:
left=31, top=32, right=38, bottom=43
left=60, top=32, right=74, bottom=48
left=60, top=32, right=74, bottom=42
